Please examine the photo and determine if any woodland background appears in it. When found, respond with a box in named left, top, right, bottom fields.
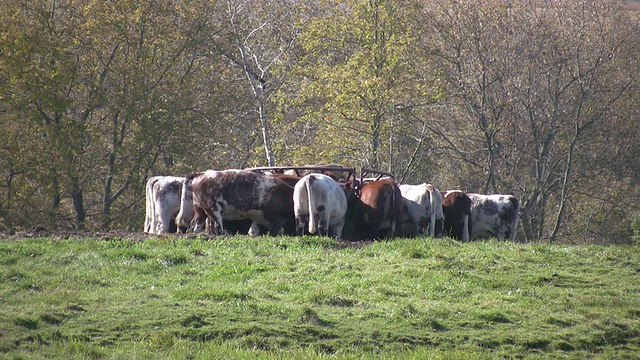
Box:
left=1, top=0, right=639, bottom=244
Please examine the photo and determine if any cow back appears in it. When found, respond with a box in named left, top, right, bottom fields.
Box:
left=269, top=173, right=301, bottom=188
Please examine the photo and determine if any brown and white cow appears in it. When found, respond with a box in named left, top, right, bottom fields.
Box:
left=145, top=175, right=189, bottom=234
left=357, top=178, right=404, bottom=240
left=293, top=173, right=348, bottom=239
left=176, top=171, right=300, bottom=236
left=185, top=169, right=296, bottom=236
left=467, top=193, right=520, bottom=241
left=398, top=183, right=444, bottom=237
left=441, top=190, right=471, bottom=242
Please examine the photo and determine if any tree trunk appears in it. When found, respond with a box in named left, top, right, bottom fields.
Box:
left=71, top=177, right=85, bottom=230
left=258, top=99, right=275, bottom=166
left=370, top=115, right=382, bottom=169
left=102, top=157, right=115, bottom=231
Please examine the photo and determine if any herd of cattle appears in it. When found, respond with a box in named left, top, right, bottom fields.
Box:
left=144, top=166, right=520, bottom=242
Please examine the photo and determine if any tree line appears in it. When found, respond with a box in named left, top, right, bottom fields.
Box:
left=1, top=0, right=638, bottom=243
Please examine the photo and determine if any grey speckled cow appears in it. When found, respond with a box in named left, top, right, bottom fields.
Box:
left=467, top=193, right=520, bottom=241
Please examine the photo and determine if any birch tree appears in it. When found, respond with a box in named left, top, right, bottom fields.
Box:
left=217, top=0, right=301, bottom=166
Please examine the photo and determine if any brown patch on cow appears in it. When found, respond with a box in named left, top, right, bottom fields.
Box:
left=441, top=191, right=472, bottom=241
left=358, top=178, right=403, bottom=240
left=270, top=173, right=301, bottom=188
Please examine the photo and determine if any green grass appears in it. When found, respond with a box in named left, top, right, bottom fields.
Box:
left=1, top=235, right=640, bottom=359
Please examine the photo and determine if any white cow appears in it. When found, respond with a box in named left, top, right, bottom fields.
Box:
left=467, top=193, right=520, bottom=241
left=145, top=176, right=189, bottom=234
left=398, top=183, right=444, bottom=237
left=293, top=173, right=348, bottom=239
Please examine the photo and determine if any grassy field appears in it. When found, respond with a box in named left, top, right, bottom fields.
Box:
left=1, top=234, right=639, bottom=359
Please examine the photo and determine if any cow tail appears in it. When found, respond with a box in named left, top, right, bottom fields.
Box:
left=175, top=177, right=192, bottom=230
left=144, top=178, right=151, bottom=232
left=392, top=185, right=398, bottom=237
left=145, top=178, right=157, bottom=234
left=426, top=184, right=437, bottom=237
left=390, top=184, right=401, bottom=238
left=461, top=213, right=470, bottom=242
left=306, top=178, right=317, bottom=234
left=435, top=188, right=444, bottom=235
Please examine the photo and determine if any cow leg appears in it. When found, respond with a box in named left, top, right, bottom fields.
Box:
left=269, top=221, right=282, bottom=236
left=428, top=212, right=436, bottom=237
left=158, top=208, right=173, bottom=234
left=194, top=206, right=220, bottom=235
left=505, top=229, right=512, bottom=242
left=295, top=215, right=308, bottom=236
left=192, top=207, right=207, bottom=233
left=410, top=211, right=424, bottom=236
left=191, top=206, right=208, bottom=233
left=420, top=217, right=430, bottom=236
left=434, top=218, right=444, bottom=238
left=367, top=224, right=380, bottom=240
left=261, top=211, right=284, bottom=236
left=204, top=218, right=214, bottom=234
left=453, top=222, right=462, bottom=240
left=368, top=226, right=379, bottom=240
left=207, top=203, right=224, bottom=236
left=317, top=217, right=329, bottom=237
left=248, top=221, right=261, bottom=237
left=385, top=221, right=397, bottom=239
left=388, top=203, right=401, bottom=239
left=168, top=208, right=179, bottom=233
left=331, top=218, right=346, bottom=240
